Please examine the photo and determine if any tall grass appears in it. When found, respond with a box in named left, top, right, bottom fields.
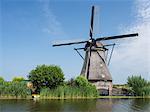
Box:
left=40, top=85, right=98, bottom=99
left=40, top=76, right=99, bottom=99
left=0, top=81, right=31, bottom=98
left=127, top=75, right=150, bottom=96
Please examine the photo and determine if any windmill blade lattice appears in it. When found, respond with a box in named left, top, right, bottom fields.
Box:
left=96, top=33, right=138, bottom=41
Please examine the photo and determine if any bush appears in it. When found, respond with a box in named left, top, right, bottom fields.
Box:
left=0, top=77, right=4, bottom=84
left=75, top=76, right=88, bottom=87
left=75, top=76, right=98, bottom=97
left=66, top=78, right=75, bottom=86
left=12, top=77, right=25, bottom=82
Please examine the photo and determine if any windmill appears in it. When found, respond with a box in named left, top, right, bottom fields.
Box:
left=52, top=6, right=138, bottom=95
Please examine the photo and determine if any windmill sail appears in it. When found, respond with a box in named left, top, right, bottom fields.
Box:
left=89, top=6, right=95, bottom=39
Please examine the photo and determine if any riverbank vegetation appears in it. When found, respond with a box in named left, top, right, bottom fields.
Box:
left=28, top=65, right=98, bottom=99
left=0, top=77, right=31, bottom=98
left=40, top=76, right=98, bottom=99
left=127, top=75, right=150, bottom=96
left=113, top=76, right=150, bottom=97
left=0, top=64, right=150, bottom=99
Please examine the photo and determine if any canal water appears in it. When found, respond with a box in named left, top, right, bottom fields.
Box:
left=0, top=98, right=150, bottom=112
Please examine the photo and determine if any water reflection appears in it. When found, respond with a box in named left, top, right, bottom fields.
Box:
left=29, top=99, right=97, bottom=112
left=0, top=98, right=150, bottom=112
left=130, top=99, right=150, bottom=112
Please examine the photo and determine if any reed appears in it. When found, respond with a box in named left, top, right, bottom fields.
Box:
left=40, top=85, right=98, bottom=99
left=0, top=81, right=31, bottom=98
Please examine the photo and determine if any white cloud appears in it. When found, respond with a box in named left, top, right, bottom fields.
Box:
left=41, top=0, right=66, bottom=37
left=110, top=0, right=150, bottom=83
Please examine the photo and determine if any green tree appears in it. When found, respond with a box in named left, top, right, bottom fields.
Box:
left=0, top=77, right=5, bottom=95
left=0, top=76, right=4, bottom=83
left=127, top=75, right=149, bottom=96
left=12, top=77, right=25, bottom=82
left=28, top=65, right=64, bottom=90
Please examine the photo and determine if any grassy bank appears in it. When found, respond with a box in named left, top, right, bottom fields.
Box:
left=1, top=75, right=150, bottom=100
left=0, top=95, right=150, bottom=100
left=40, top=96, right=97, bottom=99
left=98, top=96, right=150, bottom=99
left=0, top=96, right=32, bottom=99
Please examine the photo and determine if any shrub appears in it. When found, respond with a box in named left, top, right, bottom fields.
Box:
left=75, top=76, right=88, bottom=87
left=12, top=77, right=25, bottom=82
left=0, top=77, right=4, bottom=83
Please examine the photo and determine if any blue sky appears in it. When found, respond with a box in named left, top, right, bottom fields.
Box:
left=1, top=0, right=149, bottom=83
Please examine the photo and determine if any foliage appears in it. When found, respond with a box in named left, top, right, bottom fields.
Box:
left=40, top=85, right=98, bottom=99
left=40, top=76, right=99, bottom=99
left=28, top=65, right=65, bottom=90
left=141, top=86, right=150, bottom=96
left=0, top=77, right=4, bottom=83
left=66, top=78, right=75, bottom=86
left=12, top=77, right=25, bottom=82
left=0, top=81, right=31, bottom=98
left=75, top=76, right=88, bottom=87
left=127, top=75, right=150, bottom=96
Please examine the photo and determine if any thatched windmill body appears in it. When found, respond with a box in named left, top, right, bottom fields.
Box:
left=52, top=6, right=138, bottom=95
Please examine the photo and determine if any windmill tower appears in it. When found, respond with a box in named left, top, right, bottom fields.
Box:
left=52, top=6, right=138, bottom=95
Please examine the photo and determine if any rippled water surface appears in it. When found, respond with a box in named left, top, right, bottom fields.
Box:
left=0, top=98, right=150, bottom=112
